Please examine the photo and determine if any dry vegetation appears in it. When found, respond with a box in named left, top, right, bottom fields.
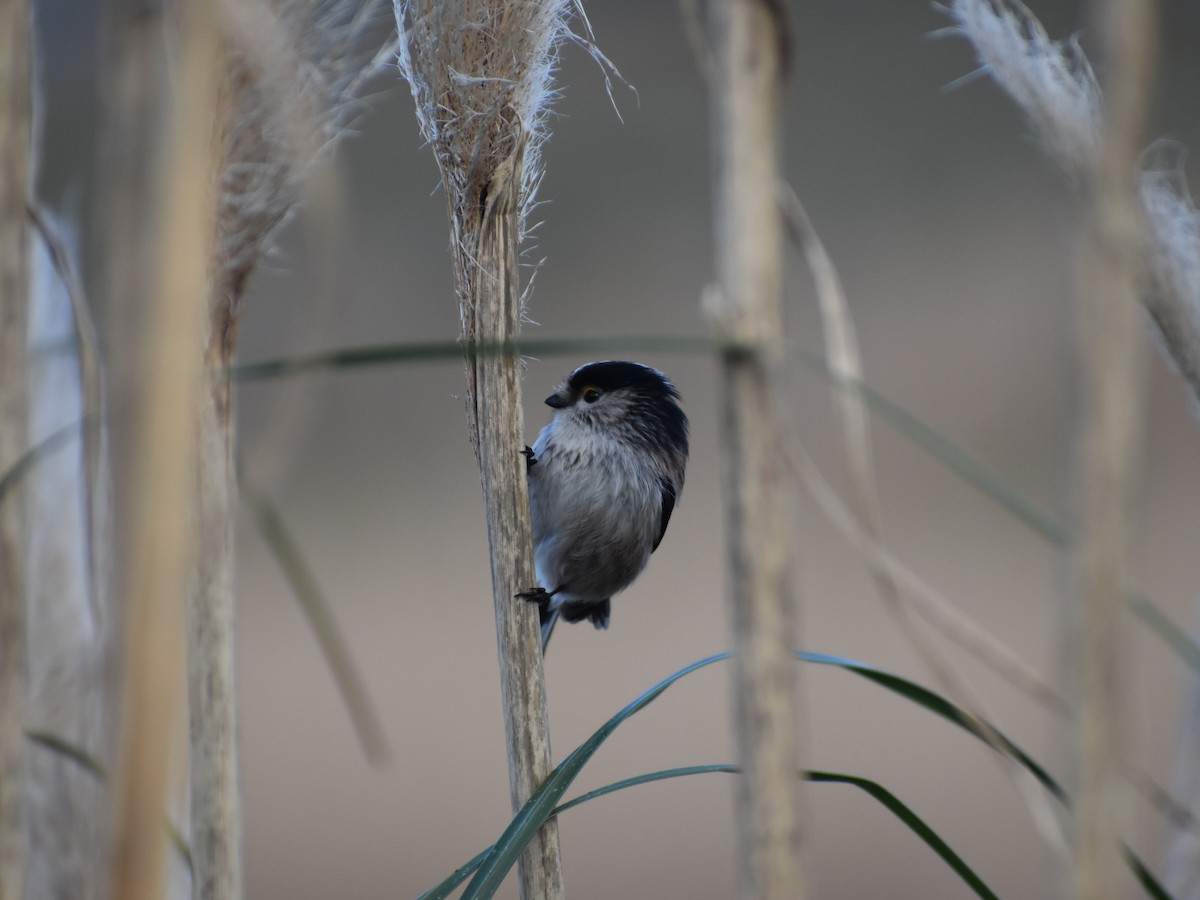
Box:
left=2, top=1, right=1199, bottom=898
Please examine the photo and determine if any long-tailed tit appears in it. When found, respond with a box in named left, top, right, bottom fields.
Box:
left=520, top=361, right=689, bottom=649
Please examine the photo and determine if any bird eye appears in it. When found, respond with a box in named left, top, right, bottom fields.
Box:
left=582, top=387, right=601, bottom=404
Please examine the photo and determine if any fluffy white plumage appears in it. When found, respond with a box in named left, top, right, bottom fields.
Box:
left=524, top=361, right=688, bottom=647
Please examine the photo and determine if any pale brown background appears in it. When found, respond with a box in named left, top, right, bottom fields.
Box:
left=38, top=0, right=1200, bottom=896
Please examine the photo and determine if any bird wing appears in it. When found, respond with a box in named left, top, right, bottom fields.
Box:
left=652, top=477, right=677, bottom=553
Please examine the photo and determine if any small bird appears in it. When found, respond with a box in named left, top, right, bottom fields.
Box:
left=520, top=361, right=689, bottom=649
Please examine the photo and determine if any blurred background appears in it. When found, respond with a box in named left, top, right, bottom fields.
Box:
left=33, top=0, right=1200, bottom=896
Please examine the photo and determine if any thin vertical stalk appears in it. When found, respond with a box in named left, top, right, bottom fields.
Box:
left=393, top=4, right=567, bottom=896
left=187, top=21, right=242, bottom=900
left=106, top=0, right=221, bottom=898
left=188, top=351, right=242, bottom=900
left=0, top=0, right=31, bottom=896
left=189, top=6, right=394, bottom=896
left=707, top=1, right=803, bottom=898
left=1072, top=0, right=1156, bottom=897
left=466, top=136, right=563, bottom=900
left=190, top=89, right=243, bottom=896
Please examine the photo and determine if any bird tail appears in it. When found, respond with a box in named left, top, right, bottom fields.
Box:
left=540, top=607, right=561, bottom=653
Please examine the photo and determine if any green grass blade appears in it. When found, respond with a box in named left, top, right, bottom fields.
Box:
left=856, top=377, right=1067, bottom=547
left=800, top=651, right=1065, bottom=803
left=806, top=769, right=999, bottom=900
left=25, top=729, right=193, bottom=875
left=418, top=766, right=739, bottom=899
left=235, top=334, right=1070, bottom=553
left=165, top=819, right=195, bottom=877
left=457, top=653, right=731, bottom=900
left=235, top=334, right=1064, bottom=548
left=429, top=650, right=1171, bottom=900
left=553, top=764, right=739, bottom=815
left=240, top=473, right=390, bottom=765
left=1125, top=847, right=1173, bottom=900
left=25, top=729, right=108, bottom=780
left=418, top=847, right=494, bottom=900
left=430, top=764, right=1000, bottom=900
left=560, top=765, right=999, bottom=899
left=232, top=335, right=723, bottom=382
left=791, top=346, right=1069, bottom=548
left=801, top=652, right=1172, bottom=898
left=1129, top=593, right=1200, bottom=677
left=0, top=420, right=81, bottom=503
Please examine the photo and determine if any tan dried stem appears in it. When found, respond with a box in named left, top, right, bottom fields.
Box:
left=105, top=1, right=221, bottom=898
left=186, top=5, right=394, bottom=896
left=0, top=0, right=32, bottom=895
left=393, top=4, right=571, bottom=897
left=705, top=1, right=804, bottom=897
left=1071, top=0, right=1155, bottom=896
left=790, top=436, right=1067, bottom=714
left=782, top=190, right=1069, bottom=852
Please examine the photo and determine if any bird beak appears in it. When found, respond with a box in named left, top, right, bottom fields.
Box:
left=545, top=392, right=569, bottom=409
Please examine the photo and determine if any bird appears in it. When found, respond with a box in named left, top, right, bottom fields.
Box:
left=519, top=361, right=689, bottom=650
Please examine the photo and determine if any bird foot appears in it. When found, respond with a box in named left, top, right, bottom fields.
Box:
left=516, top=587, right=552, bottom=612
left=521, top=446, right=537, bottom=470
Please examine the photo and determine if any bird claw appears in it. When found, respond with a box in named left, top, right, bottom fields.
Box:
left=516, top=587, right=552, bottom=611
left=521, top=445, right=537, bottom=470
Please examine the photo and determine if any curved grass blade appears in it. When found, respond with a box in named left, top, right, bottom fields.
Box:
left=26, top=729, right=108, bottom=780
left=800, top=651, right=1065, bottom=802
left=802, top=652, right=1172, bottom=898
left=234, top=332, right=1070, bottom=554
left=429, top=650, right=1170, bottom=900
left=1129, top=593, right=1200, bottom=677
left=0, top=419, right=81, bottom=503
left=419, top=846, right=493, bottom=900
left=807, top=769, right=999, bottom=900
left=232, top=335, right=723, bottom=382
left=790, top=346, right=1069, bottom=548
left=428, top=764, right=1000, bottom=900
left=1125, top=847, right=1173, bottom=900
left=417, top=767, right=737, bottom=900
left=166, top=820, right=194, bottom=877
left=855, top=376, right=1067, bottom=547
left=25, top=729, right=194, bottom=875
left=236, top=332, right=1060, bottom=548
left=553, top=764, right=738, bottom=816
left=240, top=472, right=390, bottom=765
left=560, top=763, right=997, bottom=899
left=456, top=653, right=731, bottom=900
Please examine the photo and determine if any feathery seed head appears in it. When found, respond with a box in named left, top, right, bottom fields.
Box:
left=946, top=0, right=1102, bottom=175
left=215, top=0, right=394, bottom=309
left=394, top=0, right=573, bottom=245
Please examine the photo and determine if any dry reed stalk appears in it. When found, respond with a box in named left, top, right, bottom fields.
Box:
left=947, top=0, right=1200, bottom=410
left=790, top=435, right=1067, bottom=713
left=394, top=3, right=572, bottom=896
left=944, top=0, right=1200, bottom=887
left=104, top=0, right=221, bottom=897
left=185, top=5, right=391, bottom=896
left=783, top=194, right=1069, bottom=852
left=0, top=0, right=31, bottom=896
left=705, top=1, right=803, bottom=897
left=1071, top=1, right=1155, bottom=895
